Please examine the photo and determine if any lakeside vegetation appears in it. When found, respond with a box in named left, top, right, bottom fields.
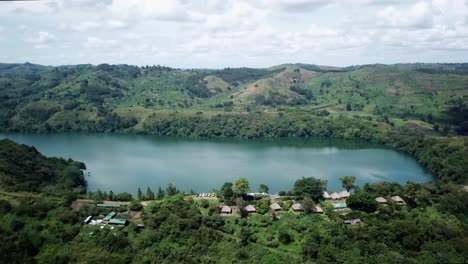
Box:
left=0, top=62, right=467, bottom=263
left=0, top=140, right=466, bottom=263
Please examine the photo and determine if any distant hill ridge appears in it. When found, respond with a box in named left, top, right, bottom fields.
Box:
left=0, top=62, right=466, bottom=134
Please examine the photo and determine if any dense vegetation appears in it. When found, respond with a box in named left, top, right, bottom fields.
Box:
left=0, top=139, right=86, bottom=194
left=0, top=62, right=467, bottom=263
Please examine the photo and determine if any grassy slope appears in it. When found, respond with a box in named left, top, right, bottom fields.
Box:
left=0, top=63, right=466, bottom=134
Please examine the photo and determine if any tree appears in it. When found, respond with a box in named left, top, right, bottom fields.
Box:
left=156, top=186, right=165, bottom=200
left=115, top=192, right=133, bottom=201
left=346, top=191, right=378, bottom=213
left=166, top=183, right=177, bottom=196
left=340, top=176, right=356, bottom=192
left=302, top=197, right=315, bottom=214
left=129, top=200, right=143, bottom=211
left=221, top=182, right=234, bottom=198
left=137, top=187, right=144, bottom=201
left=259, top=184, right=269, bottom=194
left=292, top=177, right=327, bottom=200
left=108, top=190, right=115, bottom=201
left=346, top=103, right=352, bottom=111
left=234, top=177, right=250, bottom=195
left=278, top=226, right=294, bottom=244
left=146, top=187, right=155, bottom=200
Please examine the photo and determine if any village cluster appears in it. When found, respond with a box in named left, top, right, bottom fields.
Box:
left=213, top=190, right=407, bottom=227
left=79, top=190, right=407, bottom=229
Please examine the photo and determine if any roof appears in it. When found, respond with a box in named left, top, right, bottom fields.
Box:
left=291, top=203, right=302, bottom=211
left=221, top=206, right=231, bottom=213
left=391, top=196, right=405, bottom=203
left=245, top=205, right=256, bottom=212
left=96, top=203, right=120, bottom=208
left=323, top=191, right=331, bottom=199
left=375, top=197, right=387, bottom=203
left=314, top=206, right=323, bottom=213
left=464, top=186, right=468, bottom=192
left=270, top=203, right=282, bottom=210
left=108, top=218, right=128, bottom=225
left=330, top=192, right=340, bottom=199
left=333, top=203, right=347, bottom=209
left=344, top=218, right=361, bottom=225
left=103, top=211, right=117, bottom=221
left=339, top=190, right=350, bottom=197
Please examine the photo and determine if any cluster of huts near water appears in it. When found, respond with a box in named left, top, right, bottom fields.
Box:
left=220, top=201, right=324, bottom=216
left=375, top=195, right=406, bottom=205
left=322, top=190, right=351, bottom=200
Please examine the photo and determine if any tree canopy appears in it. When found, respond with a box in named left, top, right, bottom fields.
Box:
left=340, top=176, right=357, bottom=192
left=292, top=177, right=327, bottom=200
left=234, top=177, right=250, bottom=195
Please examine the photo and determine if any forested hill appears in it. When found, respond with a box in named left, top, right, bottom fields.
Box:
left=0, top=62, right=467, bottom=134
left=0, top=139, right=86, bottom=193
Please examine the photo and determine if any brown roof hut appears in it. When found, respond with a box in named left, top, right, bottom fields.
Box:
left=244, top=205, right=256, bottom=213
left=375, top=197, right=388, bottom=204
left=270, top=203, right=282, bottom=211
left=391, top=196, right=406, bottom=205
left=291, top=203, right=303, bottom=212
left=221, top=206, right=232, bottom=214
left=330, top=192, right=340, bottom=200
left=339, top=190, right=350, bottom=198
left=313, top=205, right=323, bottom=213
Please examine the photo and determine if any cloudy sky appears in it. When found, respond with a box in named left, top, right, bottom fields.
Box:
left=0, top=0, right=467, bottom=68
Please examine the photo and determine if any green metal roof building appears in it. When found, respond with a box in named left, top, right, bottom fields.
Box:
left=103, top=211, right=117, bottom=221
left=108, top=218, right=128, bottom=225
left=97, top=204, right=120, bottom=208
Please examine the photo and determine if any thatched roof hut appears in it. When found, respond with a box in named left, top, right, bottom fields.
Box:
left=391, top=196, right=405, bottom=205
left=330, top=192, right=340, bottom=200
left=291, top=203, right=303, bottom=212
left=375, top=197, right=387, bottom=204
left=313, top=205, right=323, bottom=213
left=270, top=203, right=282, bottom=211
left=221, top=206, right=232, bottom=214
left=339, top=190, right=350, bottom=198
left=323, top=191, right=331, bottom=199
left=244, top=205, right=256, bottom=213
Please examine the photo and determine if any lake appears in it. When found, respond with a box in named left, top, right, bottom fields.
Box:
left=0, top=133, right=433, bottom=195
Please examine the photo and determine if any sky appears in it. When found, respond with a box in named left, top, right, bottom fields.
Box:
left=0, top=0, right=467, bottom=68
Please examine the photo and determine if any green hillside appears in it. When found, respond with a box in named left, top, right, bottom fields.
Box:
left=0, top=139, right=86, bottom=194
left=0, top=63, right=466, bottom=134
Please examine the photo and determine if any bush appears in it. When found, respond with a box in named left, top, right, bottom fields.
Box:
left=129, top=200, right=143, bottom=211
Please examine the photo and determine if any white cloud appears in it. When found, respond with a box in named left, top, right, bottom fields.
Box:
left=109, top=0, right=203, bottom=22
left=1, top=0, right=467, bottom=67
left=376, top=2, right=437, bottom=29
left=27, top=31, right=57, bottom=48
left=252, top=0, right=331, bottom=12
left=65, top=19, right=128, bottom=32
left=84, top=36, right=120, bottom=49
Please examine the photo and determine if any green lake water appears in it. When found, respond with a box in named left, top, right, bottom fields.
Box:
left=0, top=133, right=433, bottom=194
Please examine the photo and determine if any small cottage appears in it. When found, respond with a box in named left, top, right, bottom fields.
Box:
left=313, top=205, right=323, bottom=214
left=375, top=197, right=388, bottom=204
left=339, top=190, right=350, bottom=198
left=330, top=192, right=340, bottom=200
left=291, top=203, right=303, bottom=212
left=221, top=205, right=232, bottom=214
left=391, top=196, right=406, bottom=205
left=270, top=203, right=282, bottom=211
left=244, top=205, right=256, bottom=214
